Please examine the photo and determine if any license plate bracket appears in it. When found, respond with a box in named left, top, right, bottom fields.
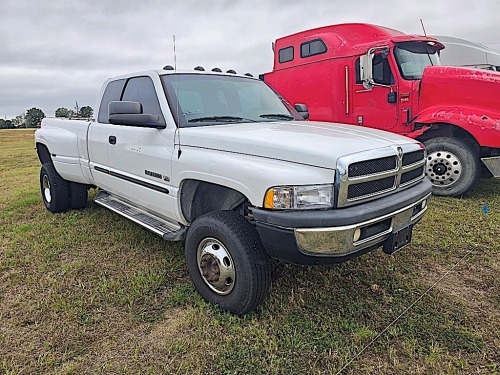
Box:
left=383, top=225, right=413, bottom=254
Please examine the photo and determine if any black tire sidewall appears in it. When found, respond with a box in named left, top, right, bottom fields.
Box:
left=424, top=137, right=480, bottom=197
left=185, top=211, right=270, bottom=315
left=40, top=163, right=70, bottom=213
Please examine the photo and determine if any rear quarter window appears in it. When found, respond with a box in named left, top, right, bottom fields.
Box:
left=97, top=79, right=126, bottom=123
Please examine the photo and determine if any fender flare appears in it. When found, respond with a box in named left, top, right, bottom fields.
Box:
left=412, top=105, right=500, bottom=147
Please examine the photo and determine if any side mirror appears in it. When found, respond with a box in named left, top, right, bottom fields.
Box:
left=359, top=53, right=374, bottom=90
left=294, top=103, right=309, bottom=120
left=387, top=92, right=397, bottom=104
left=108, top=101, right=165, bottom=128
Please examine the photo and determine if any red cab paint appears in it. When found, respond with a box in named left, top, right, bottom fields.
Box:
left=263, top=23, right=500, bottom=197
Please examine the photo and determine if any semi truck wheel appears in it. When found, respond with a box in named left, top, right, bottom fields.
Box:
left=185, top=210, right=271, bottom=315
left=424, top=137, right=480, bottom=197
left=40, top=163, right=70, bottom=213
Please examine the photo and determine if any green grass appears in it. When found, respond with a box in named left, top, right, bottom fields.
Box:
left=1, top=129, right=499, bottom=374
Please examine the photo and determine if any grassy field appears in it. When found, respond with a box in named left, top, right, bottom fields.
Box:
left=1, top=128, right=499, bottom=374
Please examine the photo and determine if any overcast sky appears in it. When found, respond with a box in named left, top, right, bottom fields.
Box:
left=1, top=0, right=499, bottom=120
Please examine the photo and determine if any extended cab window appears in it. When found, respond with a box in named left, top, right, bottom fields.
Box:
left=97, top=79, right=126, bottom=123
left=355, top=54, right=394, bottom=85
left=279, top=46, right=294, bottom=63
left=121, top=76, right=162, bottom=117
left=301, top=39, right=327, bottom=58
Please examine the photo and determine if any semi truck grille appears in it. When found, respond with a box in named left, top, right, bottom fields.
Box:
left=336, top=144, right=426, bottom=207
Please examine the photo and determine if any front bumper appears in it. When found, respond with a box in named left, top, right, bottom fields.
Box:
left=253, top=179, right=432, bottom=265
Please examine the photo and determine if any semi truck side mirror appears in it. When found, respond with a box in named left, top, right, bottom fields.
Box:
left=360, top=54, right=374, bottom=90
left=294, top=103, right=309, bottom=120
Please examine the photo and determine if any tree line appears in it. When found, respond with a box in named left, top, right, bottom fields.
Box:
left=0, top=105, right=94, bottom=129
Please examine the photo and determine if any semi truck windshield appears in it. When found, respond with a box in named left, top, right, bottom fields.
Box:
left=394, top=42, right=441, bottom=80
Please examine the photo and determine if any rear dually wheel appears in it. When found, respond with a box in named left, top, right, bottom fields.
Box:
left=40, top=163, right=70, bottom=213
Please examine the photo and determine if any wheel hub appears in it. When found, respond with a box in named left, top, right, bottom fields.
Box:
left=42, top=175, right=52, bottom=203
left=197, top=238, right=235, bottom=295
left=426, top=151, right=462, bottom=187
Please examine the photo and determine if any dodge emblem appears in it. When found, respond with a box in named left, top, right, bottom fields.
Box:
left=397, top=147, right=403, bottom=158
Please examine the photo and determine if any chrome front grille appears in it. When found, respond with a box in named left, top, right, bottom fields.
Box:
left=348, top=156, right=397, bottom=177
left=336, top=144, right=426, bottom=207
left=401, top=166, right=425, bottom=186
left=347, top=176, right=396, bottom=200
left=402, top=149, right=425, bottom=166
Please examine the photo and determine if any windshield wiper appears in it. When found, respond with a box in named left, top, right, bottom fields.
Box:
left=188, top=116, right=257, bottom=123
left=260, top=113, right=295, bottom=120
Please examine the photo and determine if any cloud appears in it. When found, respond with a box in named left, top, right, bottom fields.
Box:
left=1, top=0, right=499, bottom=119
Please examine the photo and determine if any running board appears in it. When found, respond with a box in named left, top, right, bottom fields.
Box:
left=94, top=191, right=186, bottom=241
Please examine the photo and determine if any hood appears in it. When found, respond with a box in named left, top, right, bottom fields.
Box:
left=180, top=121, right=417, bottom=169
left=420, top=66, right=500, bottom=111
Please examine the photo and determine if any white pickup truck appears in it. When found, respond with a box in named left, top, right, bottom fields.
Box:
left=35, top=68, right=432, bottom=314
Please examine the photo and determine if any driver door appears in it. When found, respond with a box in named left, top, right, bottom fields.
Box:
left=352, top=53, right=399, bottom=129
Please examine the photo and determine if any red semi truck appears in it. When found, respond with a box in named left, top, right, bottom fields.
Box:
left=263, top=23, right=500, bottom=197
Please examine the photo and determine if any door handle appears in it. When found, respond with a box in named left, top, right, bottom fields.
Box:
left=109, top=136, right=116, bottom=145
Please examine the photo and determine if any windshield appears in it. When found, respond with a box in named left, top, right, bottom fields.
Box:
left=161, top=74, right=303, bottom=127
left=394, top=42, right=441, bottom=80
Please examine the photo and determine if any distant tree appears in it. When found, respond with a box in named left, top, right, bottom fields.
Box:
left=67, top=110, right=76, bottom=118
left=5, top=120, right=13, bottom=129
left=13, top=113, right=26, bottom=127
left=79, top=106, right=93, bottom=118
left=55, top=107, right=70, bottom=117
left=25, top=107, right=45, bottom=128
left=0, top=119, right=5, bottom=129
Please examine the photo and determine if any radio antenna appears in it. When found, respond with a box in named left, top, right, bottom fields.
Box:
left=173, top=35, right=182, bottom=158
left=173, top=35, right=177, bottom=71
left=420, top=19, right=427, bottom=36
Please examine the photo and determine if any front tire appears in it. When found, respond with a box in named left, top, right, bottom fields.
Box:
left=185, top=211, right=271, bottom=315
left=40, top=163, right=70, bottom=213
left=424, top=137, right=480, bottom=197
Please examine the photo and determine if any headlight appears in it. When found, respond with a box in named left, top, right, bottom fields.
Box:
left=264, top=184, right=334, bottom=210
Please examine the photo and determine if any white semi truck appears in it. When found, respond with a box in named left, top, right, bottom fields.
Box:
left=434, top=35, right=500, bottom=71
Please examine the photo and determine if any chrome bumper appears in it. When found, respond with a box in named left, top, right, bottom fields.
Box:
left=294, top=194, right=430, bottom=256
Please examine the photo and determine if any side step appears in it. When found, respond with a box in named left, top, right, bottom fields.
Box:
left=94, top=191, right=186, bottom=241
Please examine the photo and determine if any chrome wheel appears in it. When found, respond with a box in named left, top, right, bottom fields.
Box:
left=426, top=150, right=462, bottom=187
left=197, top=237, right=235, bottom=295
left=42, top=174, right=52, bottom=203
